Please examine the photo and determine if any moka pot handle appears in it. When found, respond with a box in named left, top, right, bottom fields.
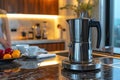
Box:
left=89, top=20, right=101, bottom=48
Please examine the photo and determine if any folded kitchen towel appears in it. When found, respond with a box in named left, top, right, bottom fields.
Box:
left=37, top=54, right=56, bottom=59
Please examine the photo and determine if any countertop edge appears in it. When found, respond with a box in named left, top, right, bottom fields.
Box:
left=49, top=50, right=120, bottom=59
left=12, top=39, right=65, bottom=45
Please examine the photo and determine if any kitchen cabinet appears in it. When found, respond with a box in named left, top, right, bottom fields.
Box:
left=29, top=42, right=65, bottom=51
left=40, top=0, right=58, bottom=15
left=23, top=0, right=41, bottom=14
left=0, top=0, right=18, bottom=13
left=0, top=0, right=58, bottom=15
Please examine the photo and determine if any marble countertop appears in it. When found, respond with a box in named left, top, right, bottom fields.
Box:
left=0, top=52, right=120, bottom=80
left=11, top=39, right=65, bottom=45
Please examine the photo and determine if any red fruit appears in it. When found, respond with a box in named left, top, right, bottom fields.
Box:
left=0, top=49, right=5, bottom=59
left=5, top=48, right=13, bottom=54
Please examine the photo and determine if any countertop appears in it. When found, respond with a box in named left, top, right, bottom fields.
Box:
left=11, top=39, right=65, bottom=45
left=0, top=51, right=120, bottom=80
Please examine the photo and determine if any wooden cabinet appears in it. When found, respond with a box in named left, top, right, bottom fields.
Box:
left=0, top=0, right=58, bottom=15
left=0, top=0, right=18, bottom=13
left=29, top=42, right=65, bottom=51
left=40, top=0, right=59, bottom=15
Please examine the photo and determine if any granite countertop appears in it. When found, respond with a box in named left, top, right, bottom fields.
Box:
left=11, top=39, right=65, bottom=45
left=0, top=52, right=120, bottom=80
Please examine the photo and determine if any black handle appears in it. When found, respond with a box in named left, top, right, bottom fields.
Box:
left=89, top=20, right=101, bottom=48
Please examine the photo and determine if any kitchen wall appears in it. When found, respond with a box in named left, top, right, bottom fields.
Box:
left=7, top=15, right=60, bottom=40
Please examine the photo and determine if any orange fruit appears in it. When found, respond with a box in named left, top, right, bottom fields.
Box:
left=11, top=50, right=21, bottom=58
left=12, top=50, right=20, bottom=54
left=3, top=54, right=12, bottom=59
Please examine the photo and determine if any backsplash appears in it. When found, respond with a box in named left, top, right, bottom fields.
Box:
left=7, top=15, right=61, bottom=40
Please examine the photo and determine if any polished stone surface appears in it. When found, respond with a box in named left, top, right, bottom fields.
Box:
left=0, top=55, right=120, bottom=80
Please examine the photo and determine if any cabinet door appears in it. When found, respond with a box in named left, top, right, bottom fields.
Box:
left=24, top=0, right=37, bottom=14
left=0, top=0, right=58, bottom=14
left=41, top=0, right=58, bottom=15
left=0, top=0, right=18, bottom=13
left=17, top=0, right=25, bottom=13
left=0, top=0, right=5, bottom=10
left=29, top=42, right=65, bottom=51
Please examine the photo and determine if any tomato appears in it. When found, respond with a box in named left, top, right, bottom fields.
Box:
left=5, top=48, right=13, bottom=54
left=0, top=49, right=5, bottom=59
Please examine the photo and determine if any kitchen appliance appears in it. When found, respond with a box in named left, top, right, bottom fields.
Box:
left=62, top=18, right=101, bottom=71
left=42, top=21, right=47, bottom=39
left=35, top=23, right=41, bottom=39
left=28, top=28, right=34, bottom=39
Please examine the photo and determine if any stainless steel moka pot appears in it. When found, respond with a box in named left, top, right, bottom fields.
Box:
left=62, top=18, right=101, bottom=71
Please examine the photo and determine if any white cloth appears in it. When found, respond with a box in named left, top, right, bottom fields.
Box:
left=37, top=54, right=56, bottom=59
